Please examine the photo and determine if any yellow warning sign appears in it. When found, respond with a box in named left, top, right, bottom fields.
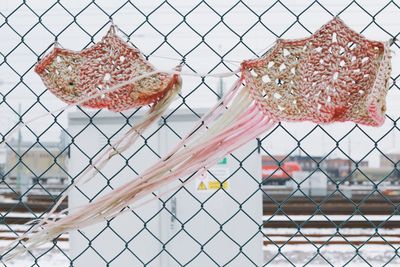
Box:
left=195, top=165, right=231, bottom=192
left=208, top=180, right=229, bottom=190
left=197, top=181, right=207, bottom=190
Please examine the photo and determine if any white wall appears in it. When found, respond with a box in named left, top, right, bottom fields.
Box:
left=67, top=109, right=263, bottom=266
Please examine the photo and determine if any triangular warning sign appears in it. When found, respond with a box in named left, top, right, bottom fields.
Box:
left=197, top=181, right=207, bottom=190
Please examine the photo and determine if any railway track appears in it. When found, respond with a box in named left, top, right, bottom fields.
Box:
left=262, top=219, right=400, bottom=228
left=263, top=240, right=400, bottom=246
left=263, top=195, right=400, bottom=215
left=0, top=194, right=399, bottom=246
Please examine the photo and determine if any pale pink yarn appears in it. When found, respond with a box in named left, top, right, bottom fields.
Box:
left=242, top=17, right=392, bottom=126
left=35, top=26, right=180, bottom=112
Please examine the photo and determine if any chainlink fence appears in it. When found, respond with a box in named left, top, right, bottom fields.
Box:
left=1, top=0, right=400, bottom=266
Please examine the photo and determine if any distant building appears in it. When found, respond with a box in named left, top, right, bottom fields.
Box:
left=375, top=152, right=400, bottom=183
left=351, top=167, right=400, bottom=183
left=3, top=137, right=69, bottom=193
left=325, top=158, right=368, bottom=181
left=380, top=151, right=400, bottom=168
left=262, top=155, right=301, bottom=184
left=289, top=155, right=325, bottom=172
left=0, top=144, right=5, bottom=177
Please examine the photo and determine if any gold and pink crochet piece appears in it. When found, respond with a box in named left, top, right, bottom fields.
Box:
left=29, top=25, right=182, bottom=236
left=35, top=26, right=181, bottom=112
left=34, top=25, right=182, bottom=166
left=5, top=17, right=392, bottom=258
left=242, top=17, right=391, bottom=126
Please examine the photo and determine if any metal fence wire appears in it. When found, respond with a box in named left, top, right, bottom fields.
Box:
left=1, top=0, right=400, bottom=266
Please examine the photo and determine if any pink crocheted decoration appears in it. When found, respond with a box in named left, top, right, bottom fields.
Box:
left=242, top=17, right=392, bottom=126
left=35, top=26, right=179, bottom=112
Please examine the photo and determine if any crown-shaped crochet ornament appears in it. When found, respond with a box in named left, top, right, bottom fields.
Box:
left=29, top=24, right=182, bottom=227
left=242, top=17, right=391, bottom=126
left=3, top=17, right=392, bottom=260
left=35, top=25, right=180, bottom=112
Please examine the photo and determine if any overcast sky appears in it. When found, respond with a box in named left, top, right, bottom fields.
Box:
left=1, top=0, right=399, bottom=167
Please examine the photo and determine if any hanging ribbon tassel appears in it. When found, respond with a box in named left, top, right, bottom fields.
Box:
left=3, top=77, right=276, bottom=260
left=36, top=73, right=182, bottom=227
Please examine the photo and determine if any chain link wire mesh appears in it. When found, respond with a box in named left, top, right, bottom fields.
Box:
left=1, top=0, right=400, bottom=266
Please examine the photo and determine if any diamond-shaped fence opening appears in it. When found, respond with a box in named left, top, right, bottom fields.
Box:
left=0, top=0, right=400, bottom=266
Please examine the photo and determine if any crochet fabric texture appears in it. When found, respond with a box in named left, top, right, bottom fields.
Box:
left=242, top=17, right=392, bottom=126
left=34, top=26, right=179, bottom=112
